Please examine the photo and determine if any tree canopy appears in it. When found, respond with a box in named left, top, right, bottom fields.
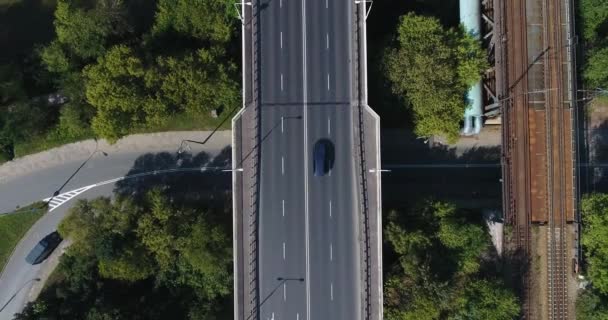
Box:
left=0, top=63, right=56, bottom=160
left=152, top=0, right=234, bottom=43
left=581, top=194, right=608, bottom=294
left=577, top=290, right=608, bottom=320
left=572, top=193, right=608, bottom=319
left=31, top=0, right=241, bottom=144
left=579, top=0, right=608, bottom=44
left=84, top=45, right=167, bottom=142
left=17, top=187, right=232, bottom=319
left=149, top=47, right=239, bottom=116
left=53, top=0, right=127, bottom=60
left=384, top=200, right=519, bottom=319
left=384, top=13, right=487, bottom=142
left=580, top=0, right=608, bottom=90
left=584, top=47, right=608, bottom=89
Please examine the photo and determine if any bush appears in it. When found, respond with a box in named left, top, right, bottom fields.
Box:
left=56, top=102, right=95, bottom=139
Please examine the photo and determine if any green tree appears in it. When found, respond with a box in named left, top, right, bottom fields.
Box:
left=135, top=189, right=182, bottom=270
left=384, top=270, right=447, bottom=320
left=55, top=102, right=95, bottom=139
left=40, top=40, right=71, bottom=74
left=579, top=0, right=608, bottom=90
left=149, top=48, right=239, bottom=115
left=152, top=0, right=234, bottom=43
left=59, top=196, right=155, bottom=282
left=12, top=300, right=49, bottom=320
left=180, top=214, right=233, bottom=298
left=98, top=244, right=155, bottom=281
left=384, top=200, right=514, bottom=320
left=85, top=308, right=125, bottom=320
left=579, top=0, right=608, bottom=43
left=53, top=0, right=129, bottom=60
left=435, top=202, right=488, bottom=275
left=584, top=47, right=608, bottom=89
left=84, top=45, right=168, bottom=142
left=134, top=189, right=232, bottom=299
left=582, top=194, right=608, bottom=294
left=451, top=279, right=519, bottom=320
left=384, top=13, right=487, bottom=142
left=60, top=188, right=232, bottom=297
left=577, top=290, right=608, bottom=320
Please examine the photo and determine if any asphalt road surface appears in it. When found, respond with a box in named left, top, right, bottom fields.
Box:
left=0, top=132, right=232, bottom=214
left=0, top=184, right=115, bottom=320
left=0, top=133, right=231, bottom=320
left=257, top=0, right=361, bottom=319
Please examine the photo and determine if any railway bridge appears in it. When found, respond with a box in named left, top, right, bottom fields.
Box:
left=497, top=0, right=578, bottom=318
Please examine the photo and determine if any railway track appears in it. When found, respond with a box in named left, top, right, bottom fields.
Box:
left=502, top=0, right=574, bottom=318
left=545, top=0, right=569, bottom=318
left=504, top=0, right=532, bottom=316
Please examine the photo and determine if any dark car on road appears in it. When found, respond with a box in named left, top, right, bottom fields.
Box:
left=313, top=139, right=335, bottom=176
left=25, top=231, right=62, bottom=265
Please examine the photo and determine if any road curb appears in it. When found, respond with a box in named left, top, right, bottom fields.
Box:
left=0, top=131, right=231, bottom=185
left=0, top=206, right=47, bottom=288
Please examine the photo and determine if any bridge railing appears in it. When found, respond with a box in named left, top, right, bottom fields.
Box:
left=353, top=1, right=376, bottom=319
left=234, top=0, right=261, bottom=319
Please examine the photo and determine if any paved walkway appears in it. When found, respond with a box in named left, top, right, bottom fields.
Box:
left=0, top=131, right=231, bottom=213
left=0, top=131, right=231, bottom=184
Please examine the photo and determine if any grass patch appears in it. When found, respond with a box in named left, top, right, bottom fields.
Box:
left=596, top=94, right=608, bottom=105
left=14, top=129, right=95, bottom=159
left=138, top=110, right=234, bottom=133
left=0, top=202, right=46, bottom=273
left=10, top=109, right=235, bottom=161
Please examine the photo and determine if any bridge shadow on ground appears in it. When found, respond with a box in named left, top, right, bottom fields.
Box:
left=113, top=147, right=232, bottom=209
left=381, top=129, right=502, bottom=210
left=581, top=120, right=608, bottom=193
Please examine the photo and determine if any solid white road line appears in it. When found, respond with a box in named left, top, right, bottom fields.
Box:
left=302, top=0, right=310, bottom=316
left=44, top=168, right=225, bottom=212
left=283, top=283, right=287, bottom=301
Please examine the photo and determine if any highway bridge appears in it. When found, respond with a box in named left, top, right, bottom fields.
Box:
left=232, top=0, right=382, bottom=319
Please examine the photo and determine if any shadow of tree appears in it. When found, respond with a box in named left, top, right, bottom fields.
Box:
left=596, top=19, right=608, bottom=46
left=0, top=0, right=55, bottom=63
left=501, top=246, right=531, bottom=318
